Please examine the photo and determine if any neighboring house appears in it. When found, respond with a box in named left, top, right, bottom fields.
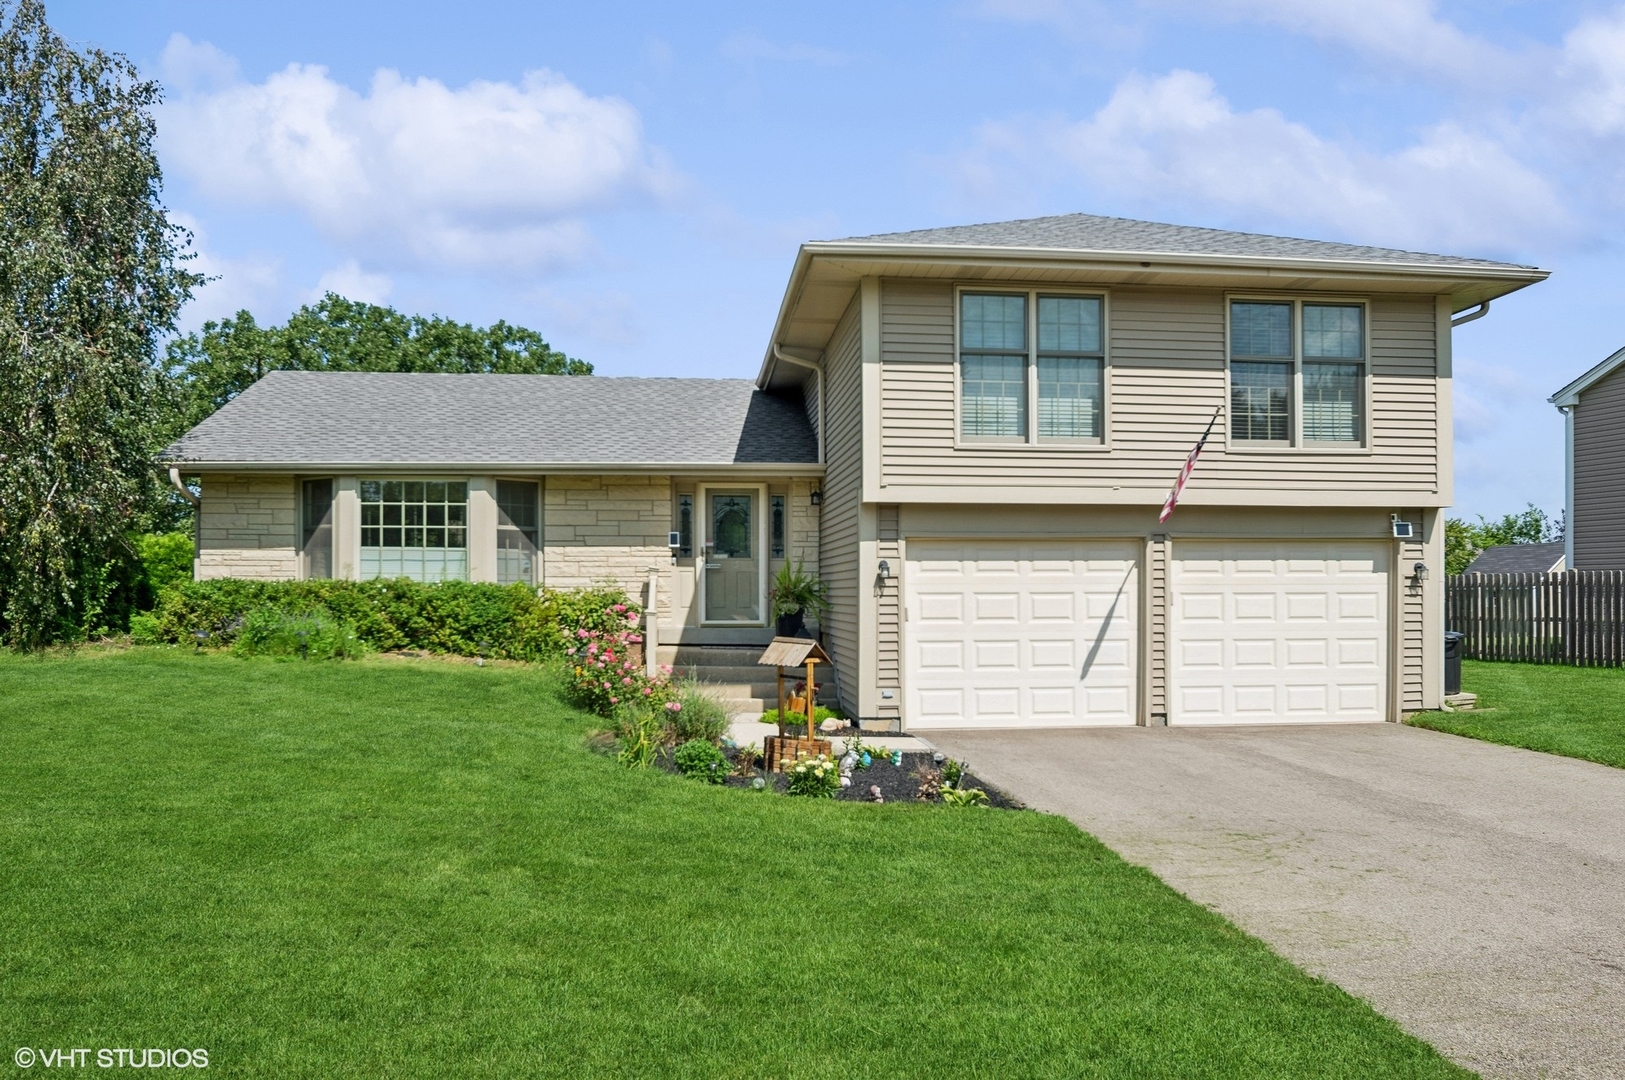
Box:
left=1550, top=345, right=1625, bottom=570
left=1461, top=542, right=1566, bottom=575
left=163, top=212, right=1548, bottom=729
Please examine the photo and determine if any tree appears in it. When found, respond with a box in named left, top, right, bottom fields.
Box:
left=163, top=294, right=591, bottom=433
left=1444, top=504, right=1563, bottom=576
left=0, top=0, right=201, bottom=648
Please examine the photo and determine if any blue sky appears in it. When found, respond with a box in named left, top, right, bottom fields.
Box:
left=53, top=0, right=1625, bottom=522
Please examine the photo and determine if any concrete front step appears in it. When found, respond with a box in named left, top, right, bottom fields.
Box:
left=656, top=644, right=768, bottom=667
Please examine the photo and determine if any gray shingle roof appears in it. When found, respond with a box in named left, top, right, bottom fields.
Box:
left=1462, top=542, right=1566, bottom=575
left=162, top=371, right=819, bottom=467
left=834, top=213, right=1536, bottom=271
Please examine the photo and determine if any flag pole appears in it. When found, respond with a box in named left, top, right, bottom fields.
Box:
left=1158, top=404, right=1223, bottom=525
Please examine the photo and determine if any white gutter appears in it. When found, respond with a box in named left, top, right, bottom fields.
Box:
left=1450, top=301, right=1491, bottom=327
left=160, top=460, right=825, bottom=476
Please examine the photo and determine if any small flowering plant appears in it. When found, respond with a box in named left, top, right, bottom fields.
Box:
left=562, top=605, right=675, bottom=719
left=784, top=752, right=841, bottom=798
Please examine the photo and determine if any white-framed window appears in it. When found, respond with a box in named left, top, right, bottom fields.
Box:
left=1228, top=298, right=1366, bottom=447
left=359, top=479, right=469, bottom=582
left=959, top=289, right=1106, bottom=444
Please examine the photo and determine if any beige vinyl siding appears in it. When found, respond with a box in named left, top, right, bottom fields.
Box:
left=876, top=505, right=901, bottom=721
left=1147, top=533, right=1169, bottom=723
left=820, top=296, right=864, bottom=716
left=1573, top=365, right=1625, bottom=569
left=1399, top=531, right=1427, bottom=712
left=878, top=281, right=1440, bottom=498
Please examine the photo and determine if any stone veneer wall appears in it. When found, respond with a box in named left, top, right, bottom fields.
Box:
left=197, top=474, right=298, bottom=580
left=541, top=475, right=672, bottom=617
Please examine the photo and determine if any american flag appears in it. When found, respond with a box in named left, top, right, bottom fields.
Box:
left=1158, top=407, right=1222, bottom=524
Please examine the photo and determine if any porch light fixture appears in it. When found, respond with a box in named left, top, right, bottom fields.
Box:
left=1412, top=562, right=1429, bottom=583
left=809, top=490, right=822, bottom=506
left=877, top=560, right=891, bottom=579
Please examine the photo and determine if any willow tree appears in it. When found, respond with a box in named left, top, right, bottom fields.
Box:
left=0, top=0, right=200, bottom=647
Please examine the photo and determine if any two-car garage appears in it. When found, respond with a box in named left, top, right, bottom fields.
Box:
left=904, top=538, right=1391, bottom=728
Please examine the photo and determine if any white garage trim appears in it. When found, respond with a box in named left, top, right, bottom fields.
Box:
left=1170, top=541, right=1390, bottom=725
left=903, top=538, right=1140, bottom=729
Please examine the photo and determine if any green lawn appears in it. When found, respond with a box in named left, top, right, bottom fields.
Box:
left=0, top=650, right=1466, bottom=1079
left=1410, top=659, right=1625, bottom=769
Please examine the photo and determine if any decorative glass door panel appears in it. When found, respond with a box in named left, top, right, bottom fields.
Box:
left=704, top=491, right=760, bottom=622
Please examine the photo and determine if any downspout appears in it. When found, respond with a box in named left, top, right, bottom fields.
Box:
left=168, top=467, right=201, bottom=580
left=769, top=341, right=843, bottom=711
left=1559, top=405, right=1575, bottom=570
left=1450, top=301, right=1490, bottom=328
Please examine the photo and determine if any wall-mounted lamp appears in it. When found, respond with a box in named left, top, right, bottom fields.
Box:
left=877, top=559, right=891, bottom=579
left=1412, top=561, right=1429, bottom=583
left=809, top=490, right=822, bottom=506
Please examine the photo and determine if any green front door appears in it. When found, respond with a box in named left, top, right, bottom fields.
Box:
left=704, top=491, right=760, bottom=622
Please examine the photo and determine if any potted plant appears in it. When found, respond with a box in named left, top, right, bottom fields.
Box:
left=770, top=558, right=828, bottom=638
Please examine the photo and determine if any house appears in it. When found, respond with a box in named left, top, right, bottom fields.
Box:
left=1550, top=345, right=1625, bottom=570
left=163, top=212, right=1549, bottom=729
left=1461, top=542, right=1565, bottom=575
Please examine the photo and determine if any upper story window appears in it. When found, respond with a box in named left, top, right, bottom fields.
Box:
left=960, top=290, right=1105, bottom=443
left=1229, top=299, right=1365, bottom=447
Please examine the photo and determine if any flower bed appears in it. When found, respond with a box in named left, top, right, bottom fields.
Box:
left=657, top=746, right=1024, bottom=809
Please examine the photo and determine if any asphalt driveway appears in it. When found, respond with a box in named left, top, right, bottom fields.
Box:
left=924, top=723, right=1625, bottom=1080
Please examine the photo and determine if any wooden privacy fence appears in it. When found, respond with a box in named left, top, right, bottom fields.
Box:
left=1447, top=570, right=1625, bottom=666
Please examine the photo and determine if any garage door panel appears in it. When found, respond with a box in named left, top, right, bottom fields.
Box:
left=1172, top=541, right=1387, bottom=725
left=916, top=593, right=963, bottom=623
left=1285, top=639, right=1328, bottom=667
left=1029, top=639, right=1075, bottom=669
left=917, top=640, right=964, bottom=672
left=973, top=640, right=1019, bottom=670
left=907, top=539, right=1138, bottom=729
left=1029, top=592, right=1075, bottom=621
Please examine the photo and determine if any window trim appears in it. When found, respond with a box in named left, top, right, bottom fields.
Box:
left=1224, top=293, right=1373, bottom=454
left=952, top=284, right=1113, bottom=451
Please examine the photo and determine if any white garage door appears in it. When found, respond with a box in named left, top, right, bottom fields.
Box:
left=905, top=540, right=1139, bottom=728
left=1170, top=542, right=1388, bottom=725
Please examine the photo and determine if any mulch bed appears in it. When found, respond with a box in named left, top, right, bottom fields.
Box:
left=657, top=747, right=1025, bottom=809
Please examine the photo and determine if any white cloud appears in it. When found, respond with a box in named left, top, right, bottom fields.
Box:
left=313, top=260, right=393, bottom=305
left=159, top=32, right=239, bottom=93
left=1555, top=10, right=1625, bottom=137
left=719, top=31, right=849, bottom=67
left=169, top=212, right=281, bottom=332
left=961, top=69, right=1567, bottom=252
left=1163, top=0, right=1511, bottom=83
left=158, top=39, right=675, bottom=272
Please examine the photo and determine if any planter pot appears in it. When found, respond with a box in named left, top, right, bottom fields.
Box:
left=775, top=609, right=807, bottom=638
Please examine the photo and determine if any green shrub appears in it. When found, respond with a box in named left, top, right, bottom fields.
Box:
left=232, top=608, right=366, bottom=660
left=674, top=739, right=729, bottom=784
left=128, top=612, right=162, bottom=645
left=760, top=705, right=843, bottom=728
left=135, top=532, right=194, bottom=599
left=669, top=678, right=731, bottom=743
left=143, top=578, right=637, bottom=662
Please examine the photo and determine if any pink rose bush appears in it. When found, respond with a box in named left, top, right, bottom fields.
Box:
left=564, top=607, right=679, bottom=720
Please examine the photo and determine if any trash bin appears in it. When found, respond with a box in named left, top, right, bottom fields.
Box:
left=1444, top=631, right=1465, bottom=696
